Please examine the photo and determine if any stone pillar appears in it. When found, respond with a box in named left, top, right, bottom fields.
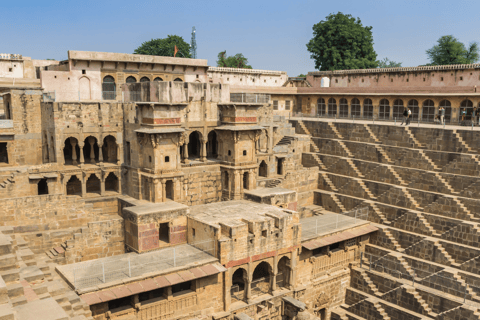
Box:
left=98, top=143, right=104, bottom=163
left=153, top=179, right=160, bottom=203
left=268, top=127, right=273, bottom=154
left=183, top=143, right=189, bottom=164
left=224, top=269, right=231, bottom=312
left=290, top=250, right=298, bottom=289
left=70, top=138, right=78, bottom=165
left=88, top=137, right=96, bottom=163
left=117, top=144, right=121, bottom=165
left=100, top=174, right=105, bottom=196
left=177, top=145, right=182, bottom=169
left=117, top=171, right=122, bottom=194
left=81, top=174, right=86, bottom=198
left=234, top=171, right=241, bottom=199
left=244, top=273, right=252, bottom=303
left=249, top=169, right=255, bottom=189
left=78, top=142, right=85, bottom=166
left=201, top=139, right=207, bottom=162
left=271, top=255, right=278, bottom=293
left=162, top=179, right=166, bottom=202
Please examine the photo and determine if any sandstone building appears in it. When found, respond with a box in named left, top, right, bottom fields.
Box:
left=0, top=51, right=480, bottom=320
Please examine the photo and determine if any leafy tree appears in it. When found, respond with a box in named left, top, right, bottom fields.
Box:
left=377, top=58, right=402, bottom=68
left=217, top=51, right=252, bottom=69
left=306, top=12, right=378, bottom=71
left=426, top=35, right=479, bottom=65
left=134, top=35, right=191, bottom=58
left=297, top=74, right=307, bottom=77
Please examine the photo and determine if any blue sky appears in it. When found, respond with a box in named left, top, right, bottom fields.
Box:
left=1, top=0, right=478, bottom=76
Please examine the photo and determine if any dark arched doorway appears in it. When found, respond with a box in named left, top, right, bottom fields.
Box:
left=379, top=99, right=390, bottom=120
left=83, top=136, right=99, bottom=163
left=243, top=172, right=249, bottom=190
left=231, top=268, right=247, bottom=302
left=166, top=180, right=174, bottom=200
left=259, top=161, right=268, bottom=177
left=63, top=137, right=80, bottom=165
left=140, top=77, right=150, bottom=82
left=125, top=76, right=136, bottom=83
left=86, top=174, right=101, bottom=195
left=277, top=256, right=290, bottom=289
left=102, top=76, right=116, bottom=100
left=38, top=179, right=48, bottom=195
left=188, top=131, right=201, bottom=159
left=207, top=131, right=217, bottom=158
left=103, top=135, right=118, bottom=163
left=66, top=175, right=82, bottom=196
left=105, top=172, right=119, bottom=193
left=317, top=98, right=326, bottom=116
left=174, top=78, right=183, bottom=82
left=252, top=262, right=271, bottom=296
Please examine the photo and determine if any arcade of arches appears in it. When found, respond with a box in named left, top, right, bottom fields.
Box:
left=182, top=130, right=218, bottom=162
left=230, top=257, right=291, bottom=303
left=63, top=136, right=119, bottom=165
left=310, top=97, right=472, bottom=122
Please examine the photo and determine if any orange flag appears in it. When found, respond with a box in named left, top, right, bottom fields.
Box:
left=174, top=45, right=178, bottom=57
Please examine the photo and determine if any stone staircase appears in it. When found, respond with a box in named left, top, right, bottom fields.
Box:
left=404, top=127, right=425, bottom=149
left=363, top=124, right=381, bottom=143
left=382, top=229, right=403, bottom=252
left=434, top=172, right=459, bottom=194
left=417, top=149, right=441, bottom=171
left=404, top=287, right=437, bottom=317
left=452, top=273, right=480, bottom=301
left=337, top=141, right=355, bottom=158
left=452, top=129, right=474, bottom=153
left=265, top=179, right=282, bottom=188
left=451, top=197, right=477, bottom=221
left=321, top=172, right=338, bottom=192
left=311, top=153, right=328, bottom=170
left=45, top=241, right=67, bottom=264
left=401, top=188, right=423, bottom=211
left=374, top=145, right=394, bottom=164
left=358, top=269, right=382, bottom=297
left=433, top=241, right=460, bottom=267
left=274, top=136, right=295, bottom=147
left=297, top=120, right=311, bottom=135
left=0, top=172, right=16, bottom=189
left=372, top=301, right=391, bottom=320
left=414, top=212, right=441, bottom=237
left=331, top=194, right=347, bottom=213
left=366, top=202, right=390, bottom=225
left=328, top=123, right=344, bottom=139
left=357, top=179, right=376, bottom=200
left=384, top=165, right=408, bottom=186
left=346, top=159, right=365, bottom=178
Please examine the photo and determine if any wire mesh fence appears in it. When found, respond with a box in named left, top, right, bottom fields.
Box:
left=361, top=252, right=480, bottom=307
left=230, top=93, right=270, bottom=104
left=301, top=207, right=369, bottom=240
left=72, top=241, right=215, bottom=290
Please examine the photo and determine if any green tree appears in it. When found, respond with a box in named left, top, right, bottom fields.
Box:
left=217, top=51, right=252, bottom=69
left=377, top=58, right=402, bottom=68
left=426, top=35, right=479, bottom=65
left=134, top=35, right=191, bottom=58
left=306, top=12, right=378, bottom=71
left=297, top=74, right=307, bottom=78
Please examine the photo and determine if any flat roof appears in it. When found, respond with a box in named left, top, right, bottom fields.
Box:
left=68, top=50, right=208, bottom=67
left=300, top=212, right=371, bottom=242
left=244, top=187, right=295, bottom=197
left=123, top=201, right=188, bottom=218
left=57, top=244, right=218, bottom=292
left=188, top=200, right=292, bottom=228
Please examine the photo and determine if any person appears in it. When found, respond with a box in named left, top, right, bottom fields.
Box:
left=401, top=108, right=408, bottom=125
left=473, top=106, right=478, bottom=126
left=440, top=106, right=445, bottom=125
left=434, top=114, right=440, bottom=124
left=406, top=107, right=412, bottom=125
left=461, top=108, right=466, bottom=126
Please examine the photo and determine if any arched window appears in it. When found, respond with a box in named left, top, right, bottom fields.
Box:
left=408, top=100, right=419, bottom=121
left=351, top=98, right=361, bottom=118
left=174, top=78, right=183, bottom=82
left=125, top=76, right=136, bottom=83
left=252, top=262, right=271, bottom=296
left=140, top=77, right=150, bottom=82
left=379, top=99, right=390, bottom=120
left=86, top=174, right=101, bottom=195
left=259, top=160, right=268, bottom=177
left=339, top=98, right=348, bottom=118
left=461, top=99, right=474, bottom=122
left=231, top=268, right=247, bottom=301
left=393, top=99, right=404, bottom=120
left=207, top=131, right=218, bottom=158
left=66, top=175, right=82, bottom=196
left=363, top=99, right=373, bottom=119
left=422, top=100, right=435, bottom=122
left=188, top=131, right=201, bottom=159
left=317, top=98, right=326, bottom=116
left=439, top=100, right=452, bottom=123
left=154, top=77, right=163, bottom=81
left=328, top=98, right=337, bottom=117
left=102, top=76, right=116, bottom=100
left=105, top=172, right=119, bottom=193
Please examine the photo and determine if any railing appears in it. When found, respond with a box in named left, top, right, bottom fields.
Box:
left=302, top=207, right=369, bottom=240
left=362, top=252, right=480, bottom=308
left=0, top=53, right=22, bottom=60
left=72, top=240, right=215, bottom=289
left=291, top=112, right=480, bottom=128
left=230, top=93, right=270, bottom=103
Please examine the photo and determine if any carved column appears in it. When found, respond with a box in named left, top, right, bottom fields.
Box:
left=100, top=173, right=105, bottom=196
left=177, top=145, right=182, bottom=169
left=183, top=143, right=189, bottom=164
left=88, top=137, right=96, bottom=163
left=201, top=138, right=207, bottom=162
left=271, top=255, right=278, bottom=293
left=224, top=269, right=231, bottom=312
left=78, top=142, right=85, bottom=166
left=70, top=138, right=78, bottom=165
left=81, top=173, right=86, bottom=198
left=117, top=144, right=121, bottom=165
left=98, top=143, right=104, bottom=163
left=153, top=179, right=160, bottom=203
left=117, top=170, right=122, bottom=194
left=290, top=249, right=298, bottom=289
left=246, top=262, right=253, bottom=303
left=162, top=179, right=166, bottom=202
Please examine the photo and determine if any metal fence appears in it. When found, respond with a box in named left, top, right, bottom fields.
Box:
left=361, top=252, right=480, bottom=308
left=230, top=93, right=270, bottom=104
left=290, top=113, right=480, bottom=128
left=302, top=207, right=369, bottom=240
left=72, top=240, right=216, bottom=290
